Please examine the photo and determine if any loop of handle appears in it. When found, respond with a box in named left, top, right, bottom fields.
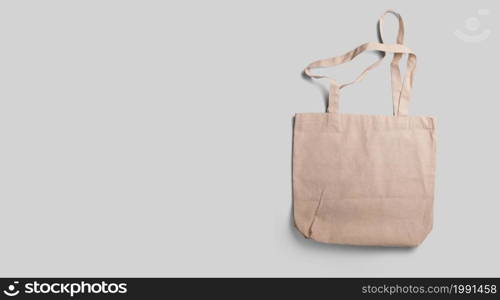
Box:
left=303, top=10, right=415, bottom=116
left=378, top=10, right=405, bottom=44
left=379, top=10, right=406, bottom=116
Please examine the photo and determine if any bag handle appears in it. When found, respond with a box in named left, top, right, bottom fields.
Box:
left=379, top=10, right=407, bottom=116
left=303, top=10, right=416, bottom=116
left=379, top=10, right=404, bottom=44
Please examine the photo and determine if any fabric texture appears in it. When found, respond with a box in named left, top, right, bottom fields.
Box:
left=293, top=10, right=436, bottom=247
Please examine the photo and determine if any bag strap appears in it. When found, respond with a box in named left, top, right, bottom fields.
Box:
left=379, top=10, right=406, bottom=116
left=303, top=10, right=416, bottom=116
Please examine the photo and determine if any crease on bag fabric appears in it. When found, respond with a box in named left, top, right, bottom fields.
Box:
left=292, top=10, right=437, bottom=247
left=307, top=188, right=325, bottom=238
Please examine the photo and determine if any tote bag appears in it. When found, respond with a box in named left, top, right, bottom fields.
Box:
left=293, top=10, right=436, bottom=247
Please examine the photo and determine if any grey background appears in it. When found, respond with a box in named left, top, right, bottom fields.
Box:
left=0, top=0, right=498, bottom=277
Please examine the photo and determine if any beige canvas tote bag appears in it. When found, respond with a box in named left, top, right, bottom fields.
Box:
left=293, top=10, right=436, bottom=247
